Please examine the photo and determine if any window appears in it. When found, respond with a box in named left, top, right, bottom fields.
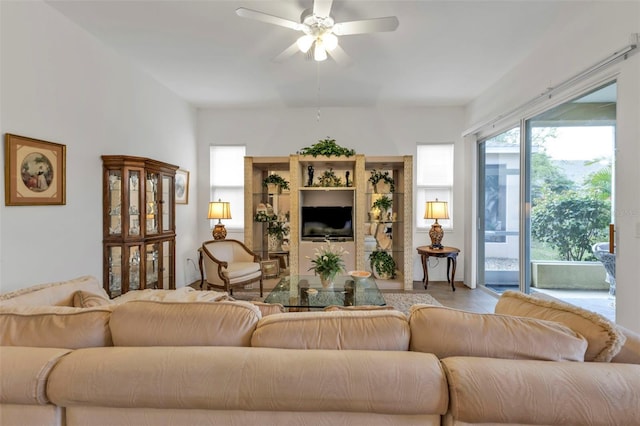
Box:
left=416, top=143, right=454, bottom=229
left=210, top=145, right=245, bottom=230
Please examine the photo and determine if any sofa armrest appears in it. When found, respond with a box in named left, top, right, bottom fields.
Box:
left=441, top=356, right=640, bottom=425
left=0, top=346, right=71, bottom=405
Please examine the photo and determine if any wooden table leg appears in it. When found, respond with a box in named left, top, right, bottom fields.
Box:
left=421, top=254, right=429, bottom=289
left=198, top=249, right=205, bottom=290
left=448, top=255, right=456, bottom=291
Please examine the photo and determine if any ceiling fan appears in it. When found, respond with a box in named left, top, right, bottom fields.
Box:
left=236, top=0, right=399, bottom=63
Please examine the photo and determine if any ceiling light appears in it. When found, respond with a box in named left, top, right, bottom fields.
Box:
left=314, top=40, right=327, bottom=61
left=296, top=35, right=314, bottom=53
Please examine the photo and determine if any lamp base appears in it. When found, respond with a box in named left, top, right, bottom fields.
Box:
left=429, top=222, right=444, bottom=249
left=212, top=223, right=227, bottom=240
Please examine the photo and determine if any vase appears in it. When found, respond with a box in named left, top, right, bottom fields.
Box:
left=268, top=234, right=281, bottom=251
left=320, top=275, right=335, bottom=288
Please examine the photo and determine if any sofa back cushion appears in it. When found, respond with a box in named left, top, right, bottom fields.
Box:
left=109, top=300, right=261, bottom=347
left=0, top=306, right=113, bottom=348
left=495, top=291, right=625, bottom=362
left=0, top=275, right=108, bottom=307
left=441, top=356, right=640, bottom=425
left=251, top=310, right=410, bottom=350
left=409, top=305, right=587, bottom=361
left=48, top=347, right=448, bottom=417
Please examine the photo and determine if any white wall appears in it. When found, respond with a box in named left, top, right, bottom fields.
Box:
left=197, top=106, right=466, bottom=283
left=464, top=2, right=640, bottom=331
left=0, top=1, right=199, bottom=292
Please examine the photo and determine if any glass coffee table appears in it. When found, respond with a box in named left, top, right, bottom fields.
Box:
left=264, top=275, right=386, bottom=310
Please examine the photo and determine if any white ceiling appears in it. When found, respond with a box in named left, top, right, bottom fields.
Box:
left=45, top=0, right=589, bottom=109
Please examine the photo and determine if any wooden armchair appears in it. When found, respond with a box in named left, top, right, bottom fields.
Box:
left=199, top=239, right=263, bottom=296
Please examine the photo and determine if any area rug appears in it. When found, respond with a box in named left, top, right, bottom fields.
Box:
left=230, top=291, right=441, bottom=316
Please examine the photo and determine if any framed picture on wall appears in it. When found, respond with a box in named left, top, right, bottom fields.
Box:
left=4, top=133, right=66, bottom=206
left=175, top=169, right=189, bottom=204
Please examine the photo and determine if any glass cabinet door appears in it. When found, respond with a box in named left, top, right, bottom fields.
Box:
left=162, top=174, right=173, bottom=232
left=128, top=245, right=142, bottom=291
left=108, top=246, right=123, bottom=297
left=162, top=239, right=174, bottom=289
left=128, top=171, right=142, bottom=237
left=146, top=242, right=159, bottom=289
left=146, top=172, right=159, bottom=235
left=107, top=171, right=122, bottom=236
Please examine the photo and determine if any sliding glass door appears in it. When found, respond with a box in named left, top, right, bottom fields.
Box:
left=477, top=127, right=522, bottom=293
left=478, top=82, right=616, bottom=321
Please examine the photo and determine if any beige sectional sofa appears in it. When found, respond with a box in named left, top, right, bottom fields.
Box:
left=1, top=276, right=639, bottom=426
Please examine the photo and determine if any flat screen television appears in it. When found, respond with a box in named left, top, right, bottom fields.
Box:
left=301, top=206, right=353, bottom=241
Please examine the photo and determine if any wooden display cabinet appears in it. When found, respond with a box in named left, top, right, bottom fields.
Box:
left=102, top=155, right=178, bottom=297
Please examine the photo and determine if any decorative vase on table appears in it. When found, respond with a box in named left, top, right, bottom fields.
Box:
left=319, top=273, right=336, bottom=288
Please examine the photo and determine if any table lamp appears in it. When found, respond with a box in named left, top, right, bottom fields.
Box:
left=208, top=199, right=232, bottom=240
left=424, top=199, right=449, bottom=249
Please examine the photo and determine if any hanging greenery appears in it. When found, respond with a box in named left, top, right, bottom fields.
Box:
left=298, top=138, right=356, bottom=157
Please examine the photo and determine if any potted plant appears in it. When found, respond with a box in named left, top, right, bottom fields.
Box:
left=372, top=195, right=393, bottom=214
left=308, top=240, right=348, bottom=287
left=267, top=220, right=289, bottom=251
left=369, top=169, right=395, bottom=193
left=369, top=249, right=396, bottom=279
left=298, top=138, right=356, bottom=158
left=316, top=168, right=343, bottom=187
left=263, top=173, right=289, bottom=194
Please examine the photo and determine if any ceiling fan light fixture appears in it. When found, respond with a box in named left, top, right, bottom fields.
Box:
left=323, top=33, right=338, bottom=51
left=297, top=35, right=314, bottom=53
left=314, top=40, right=327, bottom=61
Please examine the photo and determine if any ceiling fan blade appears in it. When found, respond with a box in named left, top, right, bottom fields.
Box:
left=333, top=16, right=399, bottom=35
left=328, top=44, right=351, bottom=66
left=312, top=0, right=333, bottom=18
left=273, top=41, right=300, bottom=63
left=236, top=7, right=301, bottom=31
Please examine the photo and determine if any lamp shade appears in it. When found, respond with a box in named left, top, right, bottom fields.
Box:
left=424, top=200, right=449, bottom=220
left=208, top=200, right=232, bottom=220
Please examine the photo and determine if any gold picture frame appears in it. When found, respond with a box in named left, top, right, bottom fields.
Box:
left=175, top=169, right=189, bottom=204
left=4, top=133, right=66, bottom=206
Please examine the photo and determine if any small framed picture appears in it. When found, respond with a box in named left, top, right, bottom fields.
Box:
left=175, top=169, right=189, bottom=204
left=4, top=133, right=66, bottom=206
left=261, top=259, right=279, bottom=279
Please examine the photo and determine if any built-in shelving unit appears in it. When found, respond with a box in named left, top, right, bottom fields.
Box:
left=245, top=154, right=413, bottom=290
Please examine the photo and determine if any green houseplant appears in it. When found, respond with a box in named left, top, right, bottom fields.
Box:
left=308, top=240, right=348, bottom=287
left=372, top=195, right=393, bottom=212
left=263, top=174, right=290, bottom=193
left=298, top=138, right=356, bottom=158
left=368, top=169, right=395, bottom=193
left=369, top=249, right=396, bottom=279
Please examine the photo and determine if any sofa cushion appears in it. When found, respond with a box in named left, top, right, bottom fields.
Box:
left=0, top=306, right=113, bottom=348
left=48, top=347, right=448, bottom=417
left=73, top=290, right=112, bottom=308
left=0, top=346, right=72, bottom=405
left=0, top=275, right=107, bottom=307
left=612, top=325, right=640, bottom=364
left=408, top=304, right=587, bottom=361
left=111, top=287, right=230, bottom=304
left=249, top=301, right=285, bottom=316
left=441, top=356, right=640, bottom=425
left=251, top=310, right=410, bottom=350
left=495, top=291, right=625, bottom=362
left=109, top=300, right=261, bottom=347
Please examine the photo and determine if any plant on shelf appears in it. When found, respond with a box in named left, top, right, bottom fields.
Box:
left=368, top=169, right=395, bottom=193
left=372, top=195, right=393, bottom=212
left=263, top=173, right=289, bottom=192
left=267, top=220, right=289, bottom=240
left=308, top=240, right=348, bottom=287
left=254, top=211, right=277, bottom=222
left=316, top=168, right=343, bottom=187
left=369, top=249, right=396, bottom=279
left=298, top=137, right=356, bottom=158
